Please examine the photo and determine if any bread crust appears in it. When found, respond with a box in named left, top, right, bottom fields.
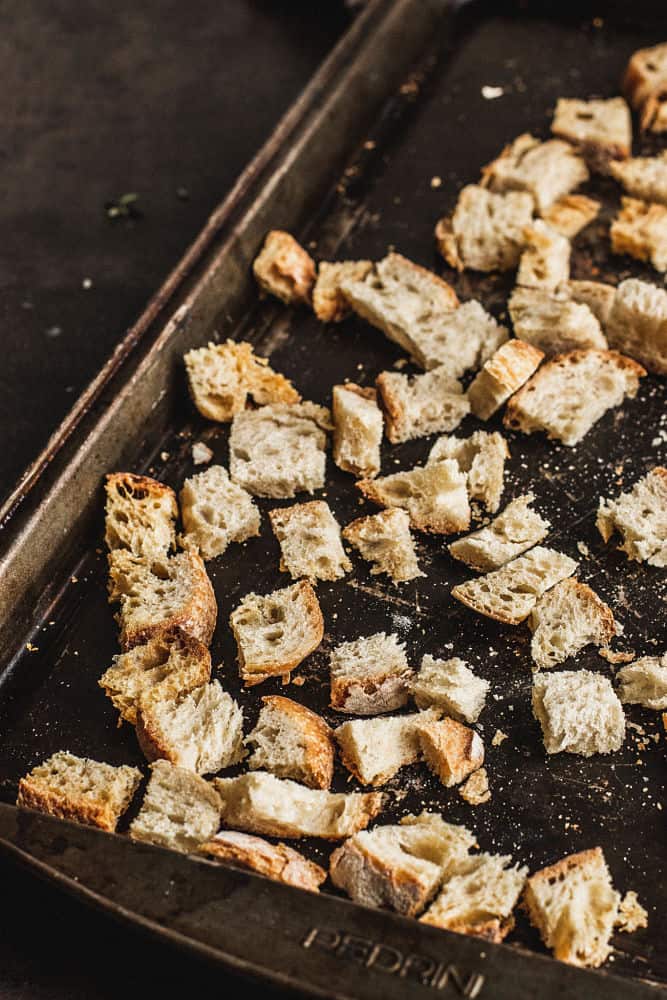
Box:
left=623, top=44, right=667, bottom=131
left=313, top=260, right=373, bottom=322
left=200, top=831, right=326, bottom=891
left=329, top=837, right=438, bottom=917
left=253, top=230, right=316, bottom=304
left=417, top=718, right=484, bottom=788
left=468, top=340, right=544, bottom=420
left=254, top=695, right=335, bottom=789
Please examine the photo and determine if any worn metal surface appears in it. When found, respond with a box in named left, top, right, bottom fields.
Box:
left=0, top=0, right=665, bottom=996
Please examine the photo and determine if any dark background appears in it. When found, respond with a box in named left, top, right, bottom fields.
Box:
left=1, top=3, right=347, bottom=997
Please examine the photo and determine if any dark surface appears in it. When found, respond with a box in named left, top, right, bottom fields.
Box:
left=0, top=2, right=348, bottom=999
left=2, top=2, right=667, bottom=999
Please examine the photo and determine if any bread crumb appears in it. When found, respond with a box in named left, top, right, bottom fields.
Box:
left=617, top=891, right=648, bottom=933
left=291, top=676, right=306, bottom=687
left=458, top=767, right=490, bottom=805
left=491, top=729, right=508, bottom=747
left=191, top=441, right=213, bottom=465
left=481, top=85, right=504, bottom=100
left=599, top=647, right=635, bottom=665
left=576, top=541, right=590, bottom=557
left=430, top=176, right=442, bottom=189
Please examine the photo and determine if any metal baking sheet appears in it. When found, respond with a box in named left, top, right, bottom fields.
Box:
left=1, top=0, right=665, bottom=995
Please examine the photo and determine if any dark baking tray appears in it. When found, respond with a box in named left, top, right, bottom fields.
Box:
left=0, top=0, right=665, bottom=996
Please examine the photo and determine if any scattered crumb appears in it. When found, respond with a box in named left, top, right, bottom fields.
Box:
left=617, top=892, right=648, bottom=933
left=82, top=278, right=93, bottom=290
left=25, top=643, right=38, bottom=652
left=459, top=768, right=490, bottom=805
left=599, top=647, right=635, bottom=665
left=576, top=541, right=590, bottom=557
left=192, top=441, right=213, bottom=465
left=160, top=451, right=170, bottom=462
left=430, top=176, right=442, bottom=189
left=291, top=676, right=306, bottom=687
left=481, top=85, right=504, bottom=100
left=70, top=576, right=78, bottom=584
left=492, top=730, right=508, bottom=747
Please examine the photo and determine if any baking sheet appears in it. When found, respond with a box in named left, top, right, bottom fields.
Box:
left=1, top=1, right=665, bottom=990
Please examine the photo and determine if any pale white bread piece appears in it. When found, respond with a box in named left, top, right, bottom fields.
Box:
left=376, top=367, right=470, bottom=444
left=551, top=97, right=632, bottom=170
left=448, top=494, right=550, bottom=573
left=532, top=670, right=625, bottom=756
left=596, top=467, right=667, bottom=567
left=191, top=441, right=213, bottom=465
left=105, top=473, right=177, bottom=561
left=332, top=384, right=383, bottom=478
left=504, top=349, right=646, bottom=447
left=199, top=830, right=326, bottom=891
left=135, top=680, right=245, bottom=775
left=541, top=194, right=600, bottom=238
left=435, top=184, right=534, bottom=272
left=508, top=286, right=607, bottom=356
left=229, top=402, right=331, bottom=498
left=357, top=460, right=470, bottom=535
left=480, top=133, right=589, bottom=213
left=214, top=771, right=384, bottom=839
left=606, top=277, right=667, bottom=374
left=523, top=848, right=621, bottom=968
left=416, top=717, right=484, bottom=788
left=269, top=501, right=351, bottom=582
left=17, top=751, right=141, bottom=833
left=312, top=260, right=372, bottom=322
left=566, top=280, right=616, bottom=329
left=107, top=550, right=217, bottom=650
left=467, top=339, right=544, bottom=421
left=611, top=197, right=667, bottom=273
left=517, top=221, right=571, bottom=292
left=458, top=767, right=491, bottom=806
left=129, top=760, right=222, bottom=853
left=428, top=431, right=509, bottom=513
left=623, top=43, right=667, bottom=132
left=421, top=852, right=528, bottom=943
left=610, top=151, right=667, bottom=205
left=245, top=695, right=334, bottom=789
left=329, top=812, right=475, bottom=917
left=339, top=251, right=459, bottom=363
left=329, top=632, right=412, bottom=716
left=452, top=546, right=577, bottom=625
left=252, top=230, right=316, bottom=304
left=184, top=339, right=300, bottom=422
left=229, top=580, right=324, bottom=686
left=335, top=710, right=439, bottom=786
left=616, top=891, right=649, bottom=933
left=529, top=579, right=618, bottom=670
left=616, top=653, right=667, bottom=710
left=180, top=465, right=260, bottom=559
left=342, top=508, right=424, bottom=583
left=410, top=655, right=489, bottom=724
left=99, top=630, right=212, bottom=726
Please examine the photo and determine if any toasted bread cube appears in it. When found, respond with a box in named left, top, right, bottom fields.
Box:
left=99, top=630, right=212, bottom=725
left=532, top=670, right=625, bottom=756
left=230, top=580, right=324, bottom=686
left=332, top=384, right=383, bottom=478
left=616, top=654, right=667, bottom=710
left=411, top=656, right=489, bottom=724
left=17, top=751, right=141, bottom=832
left=428, top=431, right=509, bottom=513
left=467, top=338, right=544, bottom=421
left=269, top=501, right=351, bottom=582
left=180, top=465, right=260, bottom=559
left=508, top=287, right=607, bottom=356
left=184, top=339, right=300, bottom=422
left=421, top=852, right=527, bottom=942
left=229, top=402, right=330, bottom=498
left=329, top=812, right=474, bottom=917
left=335, top=711, right=437, bottom=786
left=339, top=252, right=459, bottom=363
left=551, top=97, right=632, bottom=169
left=449, top=494, right=550, bottom=573
left=606, top=277, right=667, bottom=374
left=129, top=760, right=222, bottom=853
left=611, top=197, right=667, bottom=273
left=504, top=349, right=645, bottom=447
left=541, top=194, right=600, bottom=238
left=523, top=848, right=621, bottom=968
left=610, top=151, right=667, bottom=205
left=343, top=508, right=423, bottom=583
left=481, top=134, right=588, bottom=213
left=200, top=830, right=326, bottom=891
left=566, top=279, right=616, bottom=329
left=458, top=767, right=491, bottom=806
left=329, top=632, right=412, bottom=716
left=452, top=547, right=577, bottom=625
left=376, top=367, right=470, bottom=443
left=214, top=771, right=384, bottom=839
left=597, top=467, right=667, bottom=567
left=529, top=579, right=618, bottom=670
left=107, top=550, right=217, bottom=650
left=252, top=230, right=315, bottom=304
left=104, top=473, right=177, bottom=561
left=435, top=184, right=534, bottom=272
left=357, top=460, right=470, bottom=535
left=623, top=42, right=667, bottom=132
left=245, top=695, right=334, bottom=789
left=135, top=681, right=245, bottom=775
left=517, top=221, right=571, bottom=291
left=416, top=717, right=484, bottom=788
left=312, top=260, right=372, bottom=322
